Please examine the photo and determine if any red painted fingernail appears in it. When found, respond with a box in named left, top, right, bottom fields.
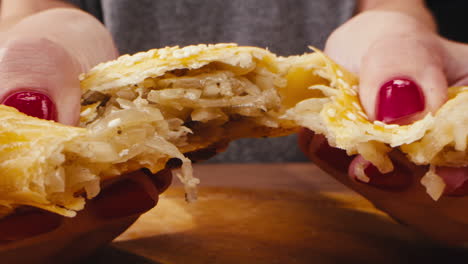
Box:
left=142, top=168, right=173, bottom=194
left=437, top=167, right=468, bottom=196
left=2, top=91, right=57, bottom=121
left=376, top=79, right=425, bottom=124
left=184, top=142, right=229, bottom=163
left=186, top=148, right=218, bottom=163
left=310, top=134, right=353, bottom=173
left=166, top=158, right=182, bottom=169
left=349, top=156, right=412, bottom=191
left=91, top=179, right=157, bottom=219
left=0, top=209, right=62, bottom=242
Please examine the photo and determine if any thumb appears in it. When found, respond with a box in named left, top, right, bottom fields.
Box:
left=358, top=34, right=447, bottom=124
left=0, top=37, right=82, bottom=125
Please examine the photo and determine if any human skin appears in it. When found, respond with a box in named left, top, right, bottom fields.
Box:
left=300, top=0, right=468, bottom=246
left=2, top=0, right=468, bottom=262
left=0, top=1, right=174, bottom=263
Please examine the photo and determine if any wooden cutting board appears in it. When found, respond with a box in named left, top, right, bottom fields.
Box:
left=95, top=163, right=468, bottom=264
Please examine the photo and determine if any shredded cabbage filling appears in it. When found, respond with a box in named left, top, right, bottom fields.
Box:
left=75, top=63, right=285, bottom=208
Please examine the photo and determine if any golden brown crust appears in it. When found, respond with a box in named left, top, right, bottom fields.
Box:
left=80, top=44, right=278, bottom=93
left=1, top=43, right=468, bottom=217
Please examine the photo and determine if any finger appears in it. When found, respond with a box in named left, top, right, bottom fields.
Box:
left=0, top=170, right=168, bottom=242
left=297, top=128, right=314, bottom=156
left=89, top=169, right=175, bottom=219
left=90, top=174, right=158, bottom=220
left=4, top=8, right=118, bottom=72
left=184, top=141, right=230, bottom=163
left=0, top=209, right=62, bottom=243
left=344, top=155, right=468, bottom=245
left=303, top=133, right=354, bottom=174
left=325, top=12, right=448, bottom=125
left=358, top=33, right=447, bottom=124
left=142, top=168, right=173, bottom=194
left=307, top=135, right=468, bottom=245
left=0, top=9, right=117, bottom=125
left=440, top=39, right=468, bottom=86
left=348, top=155, right=412, bottom=191
left=437, top=166, right=468, bottom=196
left=0, top=37, right=82, bottom=125
left=305, top=134, right=414, bottom=194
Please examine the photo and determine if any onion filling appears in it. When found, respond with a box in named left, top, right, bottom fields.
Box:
left=78, top=64, right=285, bottom=204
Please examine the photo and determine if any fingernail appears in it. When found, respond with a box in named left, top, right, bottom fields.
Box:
left=349, top=155, right=412, bottom=191
left=184, top=142, right=229, bottom=163
left=311, top=134, right=353, bottom=173
left=91, top=179, right=157, bottom=219
left=2, top=91, right=57, bottom=121
left=142, top=168, right=173, bottom=193
left=376, top=78, right=425, bottom=124
left=186, top=148, right=218, bottom=163
left=166, top=158, right=182, bottom=169
left=437, top=167, right=468, bottom=196
left=0, top=209, right=62, bottom=242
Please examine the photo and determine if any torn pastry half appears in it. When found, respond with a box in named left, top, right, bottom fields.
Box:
left=0, top=43, right=465, bottom=218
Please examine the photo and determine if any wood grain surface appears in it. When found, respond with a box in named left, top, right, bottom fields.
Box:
left=91, top=163, right=468, bottom=264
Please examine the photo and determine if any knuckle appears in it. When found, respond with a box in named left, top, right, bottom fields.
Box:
left=0, top=36, right=78, bottom=76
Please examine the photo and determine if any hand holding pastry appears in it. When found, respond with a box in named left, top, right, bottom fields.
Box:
left=300, top=0, right=468, bottom=245
left=0, top=3, right=171, bottom=263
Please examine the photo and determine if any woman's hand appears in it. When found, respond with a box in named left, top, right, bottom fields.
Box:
left=0, top=168, right=173, bottom=263
left=300, top=1, right=468, bottom=246
left=0, top=2, right=172, bottom=263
